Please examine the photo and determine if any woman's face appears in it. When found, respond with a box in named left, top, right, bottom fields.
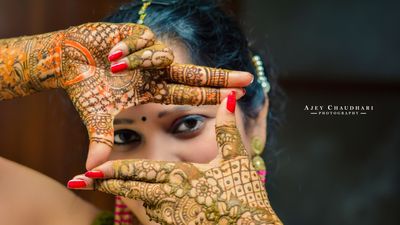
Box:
left=109, top=40, right=254, bottom=224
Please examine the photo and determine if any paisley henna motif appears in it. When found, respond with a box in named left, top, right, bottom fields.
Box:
left=95, top=122, right=283, bottom=225
left=1, top=23, right=237, bottom=149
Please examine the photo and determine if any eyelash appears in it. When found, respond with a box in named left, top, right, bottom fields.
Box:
left=113, top=115, right=207, bottom=146
left=114, top=129, right=141, bottom=146
left=169, top=114, right=206, bottom=137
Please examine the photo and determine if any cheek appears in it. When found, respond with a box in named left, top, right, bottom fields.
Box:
left=178, top=119, right=219, bottom=163
left=109, top=145, right=148, bottom=161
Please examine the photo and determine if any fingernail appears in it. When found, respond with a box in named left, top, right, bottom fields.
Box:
left=111, top=61, right=128, bottom=73
left=227, top=91, right=236, bottom=113
left=242, top=88, right=246, bottom=95
left=108, top=50, right=123, bottom=62
left=85, top=170, right=104, bottom=178
left=67, top=179, right=87, bottom=189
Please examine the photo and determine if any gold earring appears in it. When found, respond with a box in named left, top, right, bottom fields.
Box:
left=251, top=136, right=267, bottom=183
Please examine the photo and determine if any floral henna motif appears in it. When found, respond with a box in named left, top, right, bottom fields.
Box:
left=60, top=23, right=156, bottom=144
left=96, top=160, right=281, bottom=224
left=126, top=43, right=174, bottom=69
left=1, top=23, right=235, bottom=148
left=0, top=23, right=158, bottom=145
left=95, top=123, right=283, bottom=224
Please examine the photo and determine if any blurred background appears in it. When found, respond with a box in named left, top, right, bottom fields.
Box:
left=0, top=0, right=399, bottom=224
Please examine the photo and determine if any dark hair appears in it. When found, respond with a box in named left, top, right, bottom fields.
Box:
left=104, top=0, right=284, bottom=161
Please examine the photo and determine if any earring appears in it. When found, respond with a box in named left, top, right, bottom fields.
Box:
left=251, top=136, right=267, bottom=183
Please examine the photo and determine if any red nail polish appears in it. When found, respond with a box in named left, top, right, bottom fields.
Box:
left=85, top=170, right=104, bottom=178
left=111, top=61, right=128, bottom=73
left=108, top=50, right=123, bottom=62
left=227, top=91, right=236, bottom=113
left=67, top=180, right=86, bottom=188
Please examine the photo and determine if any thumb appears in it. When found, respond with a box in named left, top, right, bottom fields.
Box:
left=86, top=141, right=112, bottom=170
left=85, top=114, right=114, bottom=170
left=215, top=91, right=247, bottom=162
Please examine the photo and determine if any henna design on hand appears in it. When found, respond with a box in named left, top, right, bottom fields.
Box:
left=215, top=122, right=247, bottom=160
left=1, top=23, right=240, bottom=152
left=0, top=23, right=157, bottom=147
left=0, top=23, right=247, bottom=161
left=169, top=64, right=230, bottom=87
left=126, top=43, right=174, bottom=69
left=95, top=122, right=282, bottom=224
left=0, top=32, right=63, bottom=99
left=164, top=84, right=221, bottom=106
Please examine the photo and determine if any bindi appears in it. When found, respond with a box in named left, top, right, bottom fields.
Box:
left=141, top=116, right=147, bottom=122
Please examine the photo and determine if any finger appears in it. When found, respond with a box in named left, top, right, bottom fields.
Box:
left=94, top=160, right=176, bottom=182
left=66, top=174, right=92, bottom=190
left=67, top=175, right=166, bottom=208
left=215, top=91, right=248, bottom=161
left=110, top=43, right=173, bottom=73
left=84, top=114, right=114, bottom=170
left=86, top=159, right=202, bottom=185
left=108, top=23, right=155, bottom=62
left=167, top=64, right=254, bottom=88
left=94, top=179, right=166, bottom=205
left=86, top=141, right=112, bottom=170
left=160, top=84, right=245, bottom=106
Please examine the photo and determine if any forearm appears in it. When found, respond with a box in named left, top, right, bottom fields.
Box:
left=0, top=32, right=63, bottom=100
left=0, top=157, right=99, bottom=225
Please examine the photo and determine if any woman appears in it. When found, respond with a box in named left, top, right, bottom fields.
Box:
left=0, top=0, right=282, bottom=224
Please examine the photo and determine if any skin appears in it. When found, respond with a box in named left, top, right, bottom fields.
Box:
left=112, top=42, right=259, bottom=224
left=0, top=41, right=278, bottom=224
left=0, top=27, right=279, bottom=224
left=70, top=42, right=281, bottom=224
left=0, top=157, right=99, bottom=225
left=0, top=22, right=250, bottom=171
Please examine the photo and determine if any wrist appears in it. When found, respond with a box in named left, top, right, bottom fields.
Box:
left=0, top=31, right=64, bottom=100
left=28, top=31, right=64, bottom=90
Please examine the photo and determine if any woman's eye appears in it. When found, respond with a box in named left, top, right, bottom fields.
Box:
left=114, top=129, right=141, bottom=145
left=170, top=115, right=206, bottom=136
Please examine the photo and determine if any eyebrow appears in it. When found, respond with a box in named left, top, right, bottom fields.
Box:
left=158, top=106, right=192, bottom=118
left=114, top=118, right=134, bottom=125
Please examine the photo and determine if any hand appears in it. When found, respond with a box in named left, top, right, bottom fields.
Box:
left=1, top=22, right=251, bottom=169
left=71, top=92, right=282, bottom=224
left=62, top=23, right=254, bottom=169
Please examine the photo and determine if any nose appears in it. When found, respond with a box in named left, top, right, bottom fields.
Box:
left=141, top=132, right=182, bottom=162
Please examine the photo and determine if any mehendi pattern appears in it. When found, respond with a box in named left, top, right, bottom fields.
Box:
left=0, top=32, right=63, bottom=99
left=0, top=23, right=235, bottom=148
left=95, top=123, right=283, bottom=225
left=169, top=64, right=230, bottom=87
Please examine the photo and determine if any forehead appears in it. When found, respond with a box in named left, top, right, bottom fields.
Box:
left=163, top=38, right=192, bottom=64
left=115, top=103, right=217, bottom=121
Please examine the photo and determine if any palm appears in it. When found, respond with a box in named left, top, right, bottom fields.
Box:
left=65, top=64, right=171, bottom=144
left=56, top=23, right=248, bottom=169
left=57, top=23, right=154, bottom=146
